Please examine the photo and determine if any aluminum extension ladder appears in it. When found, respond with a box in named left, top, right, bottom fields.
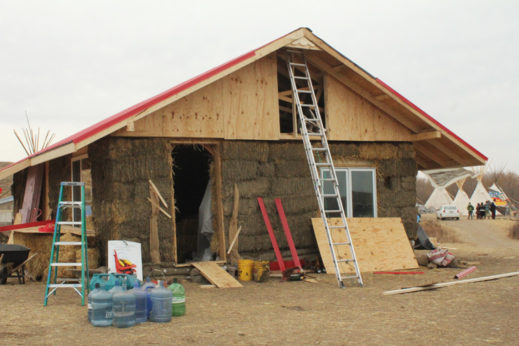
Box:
left=44, top=182, right=90, bottom=305
left=286, top=50, right=363, bottom=288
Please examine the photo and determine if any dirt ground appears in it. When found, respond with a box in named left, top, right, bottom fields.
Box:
left=1, top=216, right=519, bottom=345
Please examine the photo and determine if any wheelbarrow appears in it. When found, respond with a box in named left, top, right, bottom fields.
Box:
left=0, top=244, right=34, bottom=284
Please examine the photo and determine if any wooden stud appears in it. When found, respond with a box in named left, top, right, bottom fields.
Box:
left=213, top=144, right=226, bottom=261
left=149, top=179, right=168, bottom=208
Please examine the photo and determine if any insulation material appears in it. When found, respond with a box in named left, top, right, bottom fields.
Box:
left=453, top=188, right=470, bottom=216
left=425, top=187, right=453, bottom=210
left=196, top=179, right=214, bottom=261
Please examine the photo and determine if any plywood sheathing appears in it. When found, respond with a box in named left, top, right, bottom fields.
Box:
left=311, top=217, right=418, bottom=274
left=119, top=54, right=280, bottom=141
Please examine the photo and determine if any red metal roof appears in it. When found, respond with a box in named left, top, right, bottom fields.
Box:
left=0, top=29, right=486, bottom=176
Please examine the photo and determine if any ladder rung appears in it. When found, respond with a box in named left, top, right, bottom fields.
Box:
left=51, top=262, right=83, bottom=267
left=337, top=259, right=355, bottom=263
left=61, top=182, right=85, bottom=187
left=307, top=132, right=323, bottom=136
left=59, top=201, right=82, bottom=206
left=314, top=162, right=331, bottom=166
left=322, top=193, right=338, bottom=197
left=48, top=283, right=82, bottom=288
left=340, top=275, right=360, bottom=280
left=333, top=242, right=351, bottom=246
left=57, top=221, right=82, bottom=226
left=300, top=104, right=315, bottom=108
left=329, top=225, right=346, bottom=229
left=293, top=76, right=309, bottom=80
left=296, top=89, right=312, bottom=94
left=312, top=147, right=328, bottom=151
left=324, top=209, right=341, bottom=213
left=54, top=241, right=82, bottom=246
left=289, top=62, right=307, bottom=67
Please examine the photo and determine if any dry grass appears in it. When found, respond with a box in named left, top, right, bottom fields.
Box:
left=420, top=219, right=460, bottom=243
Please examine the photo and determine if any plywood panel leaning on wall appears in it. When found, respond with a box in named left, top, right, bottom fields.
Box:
left=223, top=54, right=280, bottom=140
left=325, top=75, right=411, bottom=141
left=311, top=217, right=418, bottom=274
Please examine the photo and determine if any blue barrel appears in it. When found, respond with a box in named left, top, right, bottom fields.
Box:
left=149, top=280, right=172, bottom=323
left=90, top=283, right=113, bottom=327
left=112, top=283, right=136, bottom=328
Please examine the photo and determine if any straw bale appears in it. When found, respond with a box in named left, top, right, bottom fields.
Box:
left=330, top=143, right=359, bottom=157
left=271, top=177, right=313, bottom=197
left=237, top=178, right=270, bottom=198
left=11, top=232, right=52, bottom=281
left=258, top=162, right=275, bottom=177
left=75, top=248, right=100, bottom=269
left=57, top=233, right=80, bottom=278
left=222, top=160, right=259, bottom=181
left=274, top=159, right=309, bottom=178
left=223, top=141, right=269, bottom=162
left=277, top=196, right=317, bottom=216
left=269, top=142, right=305, bottom=161
left=358, top=143, right=398, bottom=160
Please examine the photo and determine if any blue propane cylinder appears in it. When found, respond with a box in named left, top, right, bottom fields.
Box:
left=149, top=280, right=172, bottom=323
left=130, top=281, right=147, bottom=323
left=112, top=283, right=136, bottom=328
left=90, top=283, right=113, bottom=327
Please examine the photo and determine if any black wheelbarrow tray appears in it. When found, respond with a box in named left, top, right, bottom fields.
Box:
left=0, top=244, right=31, bottom=284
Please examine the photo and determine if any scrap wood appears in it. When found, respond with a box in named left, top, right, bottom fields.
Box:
left=146, top=197, right=172, bottom=218
left=200, top=284, right=216, bottom=289
left=149, top=185, right=161, bottom=264
left=383, top=271, right=519, bottom=295
left=454, top=266, right=477, bottom=279
left=227, top=226, right=242, bottom=255
left=192, top=261, right=242, bottom=288
left=148, top=179, right=168, bottom=208
left=374, top=271, right=424, bottom=275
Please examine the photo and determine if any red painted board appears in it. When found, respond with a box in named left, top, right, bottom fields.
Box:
left=257, top=197, right=285, bottom=272
left=0, top=220, right=54, bottom=232
left=274, top=198, right=302, bottom=270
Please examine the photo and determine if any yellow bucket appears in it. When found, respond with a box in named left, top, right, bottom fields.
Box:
left=237, top=259, right=254, bottom=281
left=253, top=260, right=270, bottom=282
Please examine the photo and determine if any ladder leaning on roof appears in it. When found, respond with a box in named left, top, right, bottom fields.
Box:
left=44, top=182, right=89, bottom=306
left=285, top=49, right=363, bottom=288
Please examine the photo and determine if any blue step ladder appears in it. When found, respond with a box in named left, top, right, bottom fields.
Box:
left=44, top=182, right=89, bottom=306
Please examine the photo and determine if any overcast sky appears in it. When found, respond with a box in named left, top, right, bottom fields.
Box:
left=1, top=1, right=517, bottom=173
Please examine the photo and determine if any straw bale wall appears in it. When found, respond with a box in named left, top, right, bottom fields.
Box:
left=89, top=137, right=174, bottom=264
left=221, top=141, right=417, bottom=260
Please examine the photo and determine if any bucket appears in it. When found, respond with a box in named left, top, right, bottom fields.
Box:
left=253, top=261, right=270, bottom=282
left=237, top=259, right=254, bottom=281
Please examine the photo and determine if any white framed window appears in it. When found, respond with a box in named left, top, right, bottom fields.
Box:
left=320, top=167, right=377, bottom=218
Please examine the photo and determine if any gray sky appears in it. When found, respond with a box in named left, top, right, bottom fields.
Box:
left=1, top=1, right=518, bottom=172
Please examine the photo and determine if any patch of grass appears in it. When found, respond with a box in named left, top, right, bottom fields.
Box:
left=420, top=220, right=460, bottom=243
left=509, top=223, right=519, bottom=240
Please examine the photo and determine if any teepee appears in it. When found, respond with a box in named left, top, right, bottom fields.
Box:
left=425, top=187, right=453, bottom=210
left=469, top=179, right=492, bottom=205
left=453, top=180, right=470, bottom=215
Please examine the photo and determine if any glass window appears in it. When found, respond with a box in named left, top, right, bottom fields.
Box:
left=320, top=167, right=377, bottom=218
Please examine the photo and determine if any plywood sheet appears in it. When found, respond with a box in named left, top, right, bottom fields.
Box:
left=192, top=261, right=243, bottom=288
left=223, top=53, right=280, bottom=140
left=311, top=217, right=418, bottom=274
left=325, top=75, right=411, bottom=142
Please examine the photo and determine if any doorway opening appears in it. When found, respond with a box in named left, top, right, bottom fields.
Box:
left=172, top=145, right=214, bottom=263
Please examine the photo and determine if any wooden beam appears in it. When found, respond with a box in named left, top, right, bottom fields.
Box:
left=413, top=142, right=453, bottom=167
left=213, top=144, right=226, bottom=261
left=409, top=130, right=441, bottom=141
left=375, top=94, right=391, bottom=101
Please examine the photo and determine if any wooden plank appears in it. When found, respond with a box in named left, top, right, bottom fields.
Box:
left=20, top=165, right=44, bottom=223
left=311, top=217, right=418, bottom=274
left=227, top=184, right=240, bottom=264
left=409, top=130, right=441, bottom=141
left=324, top=74, right=412, bottom=142
left=213, top=144, right=226, bottom=261
left=149, top=185, right=161, bottom=264
left=384, top=271, right=519, bottom=295
left=192, top=261, right=243, bottom=288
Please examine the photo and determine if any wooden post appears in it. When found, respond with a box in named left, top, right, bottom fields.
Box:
left=228, top=184, right=240, bottom=264
left=213, top=144, right=226, bottom=261
left=149, top=185, right=161, bottom=264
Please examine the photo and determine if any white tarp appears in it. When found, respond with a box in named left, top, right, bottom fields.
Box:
left=453, top=189, right=470, bottom=216
left=423, top=168, right=475, bottom=188
left=425, top=187, right=453, bottom=210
